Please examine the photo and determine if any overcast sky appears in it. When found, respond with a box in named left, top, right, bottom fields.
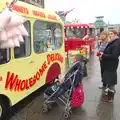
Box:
left=45, top=0, right=120, bottom=24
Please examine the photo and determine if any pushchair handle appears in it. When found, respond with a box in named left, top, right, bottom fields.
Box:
left=65, top=61, right=82, bottom=79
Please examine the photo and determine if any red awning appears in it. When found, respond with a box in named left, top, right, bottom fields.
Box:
left=64, top=24, right=95, bottom=29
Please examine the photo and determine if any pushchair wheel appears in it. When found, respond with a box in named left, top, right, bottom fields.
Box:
left=41, top=103, right=49, bottom=113
left=62, top=111, right=71, bottom=119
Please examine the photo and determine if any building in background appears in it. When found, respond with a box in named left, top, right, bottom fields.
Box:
left=19, top=0, right=44, bottom=8
left=94, top=16, right=107, bottom=34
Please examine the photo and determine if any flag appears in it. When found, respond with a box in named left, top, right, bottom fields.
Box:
left=58, top=8, right=74, bottom=17
left=64, top=8, right=74, bottom=16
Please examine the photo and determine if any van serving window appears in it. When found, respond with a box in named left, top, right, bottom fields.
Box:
left=0, top=49, right=10, bottom=65
left=88, top=28, right=95, bottom=36
left=66, top=28, right=85, bottom=39
left=33, top=20, right=62, bottom=53
left=14, top=21, right=31, bottom=59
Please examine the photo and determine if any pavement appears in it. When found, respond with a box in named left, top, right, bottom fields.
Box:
left=8, top=53, right=120, bottom=120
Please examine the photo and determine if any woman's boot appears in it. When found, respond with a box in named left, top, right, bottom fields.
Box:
left=99, top=84, right=107, bottom=90
left=101, top=89, right=114, bottom=102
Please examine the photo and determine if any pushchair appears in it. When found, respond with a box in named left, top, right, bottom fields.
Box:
left=41, top=61, right=84, bottom=119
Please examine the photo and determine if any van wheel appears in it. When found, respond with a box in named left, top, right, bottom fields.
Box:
left=0, top=99, right=10, bottom=120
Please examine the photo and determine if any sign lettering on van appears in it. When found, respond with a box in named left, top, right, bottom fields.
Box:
left=6, top=2, right=29, bottom=14
left=0, top=76, right=2, bottom=81
left=4, top=53, right=64, bottom=92
left=6, top=2, right=57, bottom=20
left=32, top=10, right=46, bottom=18
left=48, top=14, right=57, bottom=20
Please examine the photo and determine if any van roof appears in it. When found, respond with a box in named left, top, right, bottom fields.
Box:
left=0, top=0, right=62, bottom=22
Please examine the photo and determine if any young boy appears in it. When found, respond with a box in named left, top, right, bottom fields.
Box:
left=44, top=73, right=65, bottom=99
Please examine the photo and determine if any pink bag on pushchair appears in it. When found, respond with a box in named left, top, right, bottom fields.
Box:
left=71, top=84, right=84, bottom=107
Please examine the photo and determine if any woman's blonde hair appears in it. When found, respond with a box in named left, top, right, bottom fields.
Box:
left=100, top=31, right=108, bottom=41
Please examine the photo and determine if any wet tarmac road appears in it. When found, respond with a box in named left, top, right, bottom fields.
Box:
left=8, top=53, right=120, bottom=120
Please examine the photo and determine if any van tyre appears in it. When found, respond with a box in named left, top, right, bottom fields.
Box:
left=0, top=99, right=10, bottom=120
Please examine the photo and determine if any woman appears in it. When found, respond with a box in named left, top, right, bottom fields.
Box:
left=97, top=31, right=108, bottom=89
left=99, top=30, right=120, bottom=102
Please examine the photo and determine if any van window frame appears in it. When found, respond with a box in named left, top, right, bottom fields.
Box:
left=33, top=20, right=63, bottom=54
left=14, top=20, right=31, bottom=59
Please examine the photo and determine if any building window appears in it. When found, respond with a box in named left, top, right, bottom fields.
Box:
left=37, top=0, right=42, bottom=4
left=23, top=0, right=44, bottom=8
left=0, top=49, right=10, bottom=65
left=19, top=0, right=25, bottom=1
left=33, top=20, right=62, bottom=54
left=14, top=21, right=31, bottom=58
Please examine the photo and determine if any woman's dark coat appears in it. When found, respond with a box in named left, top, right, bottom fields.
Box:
left=102, top=38, right=120, bottom=85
